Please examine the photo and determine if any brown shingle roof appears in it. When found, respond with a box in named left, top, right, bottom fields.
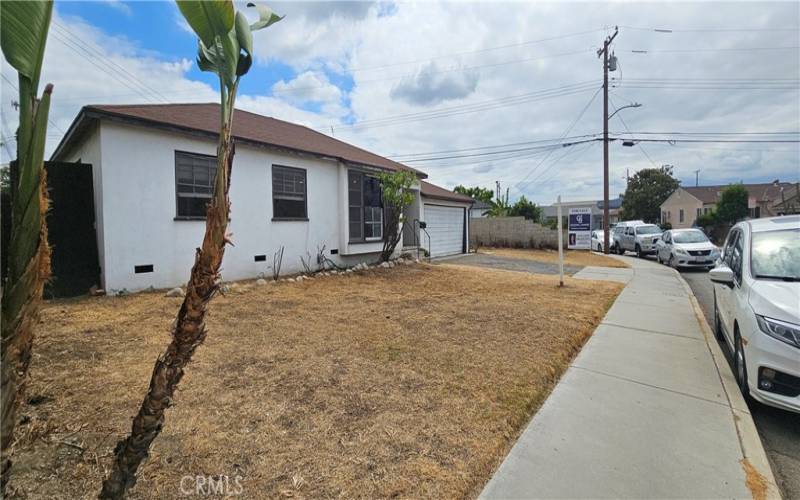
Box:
left=54, top=103, right=424, bottom=176
left=683, top=182, right=794, bottom=205
left=420, top=181, right=473, bottom=203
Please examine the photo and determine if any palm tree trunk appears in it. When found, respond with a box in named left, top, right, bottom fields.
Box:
left=99, top=119, right=236, bottom=499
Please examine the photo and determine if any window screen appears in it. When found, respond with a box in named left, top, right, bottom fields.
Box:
left=348, top=170, right=363, bottom=240
left=272, top=165, right=307, bottom=219
left=175, top=151, right=217, bottom=218
left=348, top=170, right=384, bottom=241
left=363, top=176, right=383, bottom=239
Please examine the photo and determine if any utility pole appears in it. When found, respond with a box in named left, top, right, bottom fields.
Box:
left=598, top=27, right=618, bottom=254
left=694, top=169, right=700, bottom=187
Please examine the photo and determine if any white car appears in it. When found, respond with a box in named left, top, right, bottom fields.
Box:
left=655, top=228, right=720, bottom=270
left=591, top=230, right=605, bottom=252
left=710, top=216, right=800, bottom=413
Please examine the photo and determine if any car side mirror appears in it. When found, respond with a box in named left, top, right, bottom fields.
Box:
left=709, top=266, right=735, bottom=288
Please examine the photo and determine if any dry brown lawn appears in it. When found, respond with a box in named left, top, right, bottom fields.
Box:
left=480, top=247, right=629, bottom=268
left=9, top=263, right=621, bottom=499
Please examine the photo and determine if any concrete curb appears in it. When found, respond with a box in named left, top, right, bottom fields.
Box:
left=673, top=269, right=781, bottom=500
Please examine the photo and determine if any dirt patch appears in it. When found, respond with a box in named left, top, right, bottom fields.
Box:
left=481, top=247, right=629, bottom=268
left=8, top=263, right=621, bottom=499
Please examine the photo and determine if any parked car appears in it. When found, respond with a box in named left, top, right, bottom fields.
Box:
left=614, top=221, right=663, bottom=258
left=655, top=228, right=720, bottom=270
left=710, top=215, right=800, bottom=413
left=610, top=220, right=643, bottom=253
left=591, top=230, right=604, bottom=252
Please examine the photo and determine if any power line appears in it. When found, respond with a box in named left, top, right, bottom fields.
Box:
left=390, top=133, right=602, bottom=159
left=610, top=131, right=800, bottom=136
left=620, top=25, right=800, bottom=33
left=326, top=81, right=600, bottom=131
left=621, top=45, right=799, bottom=54
left=1, top=73, right=66, bottom=135
left=398, top=138, right=597, bottom=163
left=511, top=86, right=603, bottom=191
left=52, top=20, right=171, bottom=103
left=346, top=28, right=606, bottom=74
left=292, top=48, right=596, bottom=98
left=608, top=95, right=657, bottom=168
left=48, top=23, right=168, bottom=104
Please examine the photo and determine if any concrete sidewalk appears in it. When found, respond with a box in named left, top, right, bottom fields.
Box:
left=480, top=256, right=779, bottom=499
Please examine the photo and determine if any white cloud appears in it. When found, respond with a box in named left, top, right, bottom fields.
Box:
left=100, top=0, right=132, bottom=17
left=2, top=1, right=798, bottom=209
left=272, top=71, right=342, bottom=104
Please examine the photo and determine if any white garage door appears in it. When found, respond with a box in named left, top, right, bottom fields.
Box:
left=424, top=204, right=465, bottom=257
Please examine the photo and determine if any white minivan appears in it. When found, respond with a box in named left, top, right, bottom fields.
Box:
left=710, top=216, right=800, bottom=413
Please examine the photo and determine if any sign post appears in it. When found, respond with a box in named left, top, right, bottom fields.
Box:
left=568, top=207, right=592, bottom=250
left=557, top=196, right=564, bottom=287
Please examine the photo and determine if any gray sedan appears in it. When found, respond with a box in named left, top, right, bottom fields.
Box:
left=655, top=228, right=720, bottom=269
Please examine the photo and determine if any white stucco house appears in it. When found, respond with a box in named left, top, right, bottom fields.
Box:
left=51, top=103, right=472, bottom=293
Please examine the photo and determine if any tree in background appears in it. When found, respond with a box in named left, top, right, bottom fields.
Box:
left=378, top=170, right=416, bottom=262
left=486, top=187, right=510, bottom=217
left=621, top=166, right=680, bottom=223
left=0, top=1, right=54, bottom=492
left=508, top=195, right=542, bottom=222
left=99, top=2, right=282, bottom=497
left=453, top=184, right=494, bottom=204
left=715, top=184, right=749, bottom=225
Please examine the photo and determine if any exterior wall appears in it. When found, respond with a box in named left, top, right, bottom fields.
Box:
left=470, top=207, right=488, bottom=218
left=470, top=216, right=563, bottom=249
left=63, top=123, right=106, bottom=288
left=660, top=188, right=703, bottom=229
left=95, top=122, right=387, bottom=292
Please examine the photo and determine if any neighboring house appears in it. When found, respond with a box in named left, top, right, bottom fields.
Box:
left=660, top=181, right=795, bottom=229
left=469, top=199, right=492, bottom=218
left=771, top=183, right=800, bottom=215
left=543, top=195, right=623, bottom=229
left=51, top=103, right=471, bottom=293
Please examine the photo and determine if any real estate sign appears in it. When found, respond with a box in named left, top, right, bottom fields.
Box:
left=568, top=207, right=591, bottom=250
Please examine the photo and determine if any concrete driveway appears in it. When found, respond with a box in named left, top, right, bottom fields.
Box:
left=441, top=253, right=584, bottom=275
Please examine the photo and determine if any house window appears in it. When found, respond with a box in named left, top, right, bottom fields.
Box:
left=748, top=206, right=761, bottom=219
left=348, top=170, right=383, bottom=241
left=704, top=207, right=709, bottom=215
left=272, top=165, right=307, bottom=220
left=661, top=211, right=666, bottom=223
left=175, top=151, right=216, bottom=218
left=679, top=209, right=684, bottom=223
left=696, top=208, right=701, bottom=219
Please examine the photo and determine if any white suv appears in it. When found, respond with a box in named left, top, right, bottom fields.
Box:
left=614, top=221, right=662, bottom=258
left=710, top=216, right=800, bottom=413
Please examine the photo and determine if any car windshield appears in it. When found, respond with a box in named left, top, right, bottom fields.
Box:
left=635, top=225, right=661, bottom=235
left=751, top=228, right=800, bottom=280
left=673, top=230, right=709, bottom=244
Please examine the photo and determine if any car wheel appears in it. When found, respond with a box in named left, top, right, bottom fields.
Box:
left=597, top=243, right=602, bottom=252
left=733, top=329, right=751, bottom=401
left=656, top=252, right=662, bottom=264
left=713, top=292, right=724, bottom=341
left=636, top=245, right=643, bottom=258
left=668, top=254, right=676, bottom=269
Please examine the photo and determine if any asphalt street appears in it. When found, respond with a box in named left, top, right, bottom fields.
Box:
left=679, top=267, right=800, bottom=499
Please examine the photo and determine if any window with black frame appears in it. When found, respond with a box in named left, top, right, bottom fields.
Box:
left=272, top=165, right=307, bottom=220
left=175, top=151, right=216, bottom=218
left=348, top=170, right=383, bottom=241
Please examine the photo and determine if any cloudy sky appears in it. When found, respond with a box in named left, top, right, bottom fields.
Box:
left=1, top=0, right=798, bottom=205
